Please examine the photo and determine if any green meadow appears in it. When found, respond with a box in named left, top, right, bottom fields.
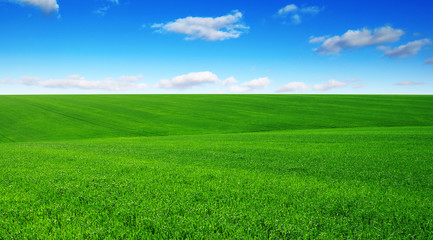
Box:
left=0, top=95, right=432, bottom=239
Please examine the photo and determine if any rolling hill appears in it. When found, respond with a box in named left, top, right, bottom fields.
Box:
left=1, top=94, right=432, bottom=142
left=1, top=95, right=432, bottom=238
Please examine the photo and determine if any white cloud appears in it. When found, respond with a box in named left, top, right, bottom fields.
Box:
left=275, top=82, right=308, bottom=93
left=313, top=79, right=347, bottom=91
left=19, top=74, right=147, bottom=91
left=11, top=0, right=58, bottom=13
left=395, top=81, right=424, bottom=86
left=277, top=4, right=298, bottom=15
left=94, top=6, right=110, bottom=16
left=243, top=77, right=270, bottom=89
left=425, top=58, right=433, bottom=65
left=0, top=78, right=13, bottom=84
left=20, top=76, right=41, bottom=85
left=229, top=77, right=270, bottom=93
left=157, top=73, right=261, bottom=90
left=151, top=23, right=163, bottom=28
left=152, top=10, right=249, bottom=41
left=94, top=0, right=120, bottom=16
left=229, top=85, right=251, bottom=93
left=277, top=4, right=323, bottom=24
left=291, top=14, right=301, bottom=25
left=41, top=75, right=147, bottom=91
left=158, top=71, right=220, bottom=89
left=312, top=26, right=404, bottom=55
left=221, top=77, right=237, bottom=86
left=378, top=39, right=431, bottom=58
left=309, top=36, right=325, bottom=43
left=300, top=6, right=322, bottom=15
left=354, top=83, right=365, bottom=88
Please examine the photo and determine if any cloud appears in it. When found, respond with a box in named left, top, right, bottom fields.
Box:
left=221, top=77, right=237, bottom=86
left=313, top=79, right=347, bottom=91
left=243, top=77, right=270, bottom=89
left=229, top=85, right=251, bottom=93
left=94, top=6, right=110, bottom=16
left=151, top=23, right=163, bottom=28
left=10, top=0, right=58, bottom=13
left=395, top=81, right=424, bottom=86
left=275, top=82, right=308, bottom=93
left=277, top=4, right=298, bottom=15
left=378, top=39, right=431, bottom=58
left=425, top=58, right=433, bottom=65
left=20, top=76, right=41, bottom=85
left=158, top=71, right=220, bottom=89
left=157, top=73, right=251, bottom=90
left=94, top=0, right=119, bottom=16
left=152, top=10, right=249, bottom=41
left=291, top=14, right=301, bottom=24
left=0, top=78, right=13, bottom=84
left=300, top=6, right=322, bottom=15
left=312, top=26, right=404, bottom=55
left=229, top=77, right=270, bottom=93
left=19, top=74, right=147, bottom=91
left=277, top=4, right=323, bottom=24
left=309, top=36, right=326, bottom=43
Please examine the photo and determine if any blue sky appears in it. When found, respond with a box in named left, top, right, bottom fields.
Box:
left=0, top=0, right=432, bottom=94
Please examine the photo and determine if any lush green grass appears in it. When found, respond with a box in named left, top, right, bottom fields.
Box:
left=0, top=95, right=432, bottom=238
left=0, top=95, right=432, bottom=142
left=1, top=126, right=432, bottom=238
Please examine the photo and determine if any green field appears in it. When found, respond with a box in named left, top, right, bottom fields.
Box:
left=1, top=95, right=432, bottom=239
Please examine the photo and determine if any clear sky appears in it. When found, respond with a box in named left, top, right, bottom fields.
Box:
left=1, top=0, right=432, bottom=94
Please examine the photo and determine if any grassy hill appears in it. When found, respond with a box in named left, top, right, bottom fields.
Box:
left=0, top=95, right=432, bottom=238
left=1, top=126, right=432, bottom=238
left=0, top=94, right=432, bottom=142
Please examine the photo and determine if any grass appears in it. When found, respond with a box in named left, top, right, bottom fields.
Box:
left=0, top=95, right=432, bottom=238
left=0, top=94, right=432, bottom=142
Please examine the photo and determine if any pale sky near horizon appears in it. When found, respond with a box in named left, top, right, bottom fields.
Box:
left=1, top=0, right=432, bottom=94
